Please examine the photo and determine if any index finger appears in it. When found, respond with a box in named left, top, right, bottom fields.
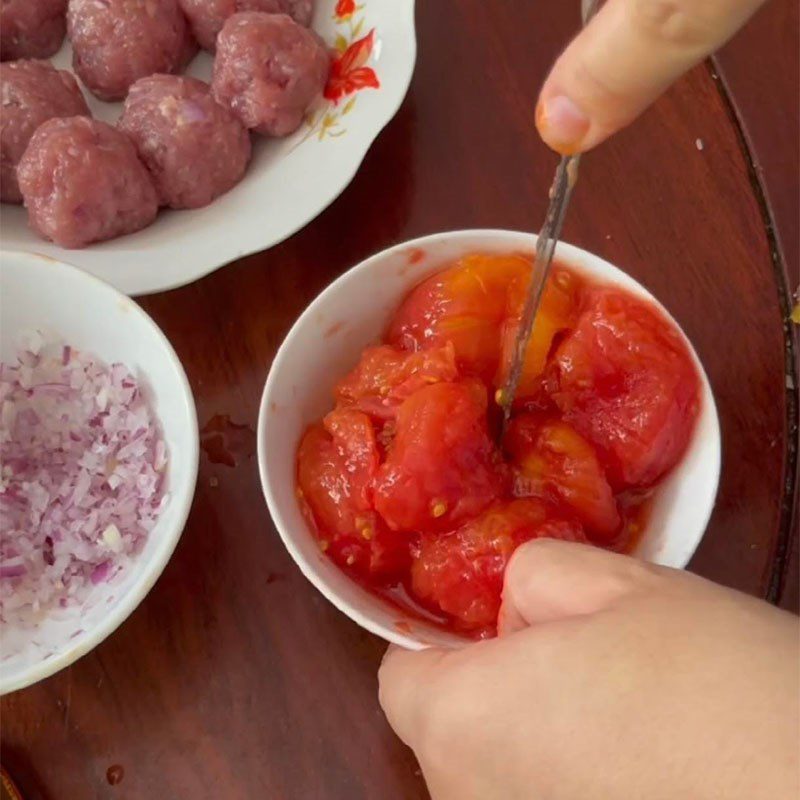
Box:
left=536, top=0, right=767, bottom=153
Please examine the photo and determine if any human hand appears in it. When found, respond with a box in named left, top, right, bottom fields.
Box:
left=379, top=540, right=800, bottom=800
left=536, top=0, right=768, bottom=153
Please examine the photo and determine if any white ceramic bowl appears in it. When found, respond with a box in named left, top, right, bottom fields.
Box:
left=0, top=0, right=416, bottom=296
left=0, top=251, right=198, bottom=694
left=258, top=230, right=721, bottom=650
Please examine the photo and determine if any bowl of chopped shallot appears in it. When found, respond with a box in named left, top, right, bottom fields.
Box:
left=0, top=251, right=198, bottom=694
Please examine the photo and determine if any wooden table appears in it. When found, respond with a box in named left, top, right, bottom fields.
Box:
left=2, top=1, right=797, bottom=797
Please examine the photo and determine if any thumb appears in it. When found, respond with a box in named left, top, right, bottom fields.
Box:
left=536, top=0, right=766, bottom=153
left=378, top=644, right=453, bottom=747
left=498, top=538, right=663, bottom=636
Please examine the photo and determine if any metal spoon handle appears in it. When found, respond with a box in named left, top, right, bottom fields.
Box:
left=497, top=0, right=600, bottom=434
left=498, top=155, right=580, bottom=432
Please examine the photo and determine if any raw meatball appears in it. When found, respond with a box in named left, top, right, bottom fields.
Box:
left=1, top=60, right=89, bottom=204
left=67, top=0, right=190, bottom=101
left=119, top=74, right=251, bottom=209
left=18, top=117, right=158, bottom=248
left=178, top=0, right=312, bottom=51
left=0, top=0, right=67, bottom=61
left=212, top=12, right=328, bottom=137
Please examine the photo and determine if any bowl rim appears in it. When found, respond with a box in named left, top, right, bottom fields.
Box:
left=0, top=250, right=199, bottom=694
left=257, top=229, right=722, bottom=649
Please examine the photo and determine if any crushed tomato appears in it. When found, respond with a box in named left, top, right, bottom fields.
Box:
left=296, top=253, right=701, bottom=636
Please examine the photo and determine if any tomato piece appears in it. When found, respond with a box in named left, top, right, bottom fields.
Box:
left=411, top=499, right=586, bottom=632
left=387, top=253, right=531, bottom=380
left=495, top=265, right=581, bottom=400
left=506, top=413, right=620, bottom=542
left=548, top=288, right=700, bottom=489
left=296, top=408, right=409, bottom=579
left=297, top=414, right=376, bottom=537
left=373, top=381, right=507, bottom=533
left=335, top=342, right=458, bottom=420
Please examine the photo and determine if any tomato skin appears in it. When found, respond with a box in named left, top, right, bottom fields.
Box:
left=297, top=408, right=409, bottom=579
left=506, top=413, right=620, bottom=542
left=387, top=254, right=531, bottom=380
left=335, top=342, right=458, bottom=420
left=496, top=265, right=581, bottom=400
left=411, top=499, right=586, bottom=631
left=373, top=381, right=508, bottom=534
left=549, top=288, right=700, bottom=490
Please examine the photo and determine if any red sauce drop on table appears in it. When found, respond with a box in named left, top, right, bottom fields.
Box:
left=200, top=415, right=255, bottom=467
left=106, top=765, right=124, bottom=786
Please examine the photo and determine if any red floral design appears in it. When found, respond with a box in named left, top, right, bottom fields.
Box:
left=334, top=0, right=356, bottom=20
left=324, top=30, right=380, bottom=104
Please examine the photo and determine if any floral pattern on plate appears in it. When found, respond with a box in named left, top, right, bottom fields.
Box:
left=304, top=2, right=381, bottom=141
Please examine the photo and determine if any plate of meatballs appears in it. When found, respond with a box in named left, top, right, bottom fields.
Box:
left=0, top=0, right=416, bottom=295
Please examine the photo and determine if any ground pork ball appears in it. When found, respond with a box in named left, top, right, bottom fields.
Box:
left=0, top=0, right=67, bottom=62
left=1, top=60, right=90, bottom=204
left=67, top=0, right=190, bottom=101
left=178, top=0, right=313, bottom=51
left=211, top=11, right=328, bottom=136
left=118, top=74, right=251, bottom=209
left=17, top=116, right=158, bottom=248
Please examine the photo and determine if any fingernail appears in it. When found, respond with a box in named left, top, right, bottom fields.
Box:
left=536, top=95, right=590, bottom=154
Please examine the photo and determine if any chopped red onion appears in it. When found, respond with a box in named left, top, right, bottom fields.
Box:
left=0, top=335, right=168, bottom=625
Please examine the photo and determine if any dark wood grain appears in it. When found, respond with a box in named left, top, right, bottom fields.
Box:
left=712, top=0, right=799, bottom=610
left=714, top=0, right=800, bottom=283
left=1, top=1, right=795, bottom=797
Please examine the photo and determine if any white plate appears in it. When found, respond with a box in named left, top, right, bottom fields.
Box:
left=0, top=0, right=417, bottom=296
